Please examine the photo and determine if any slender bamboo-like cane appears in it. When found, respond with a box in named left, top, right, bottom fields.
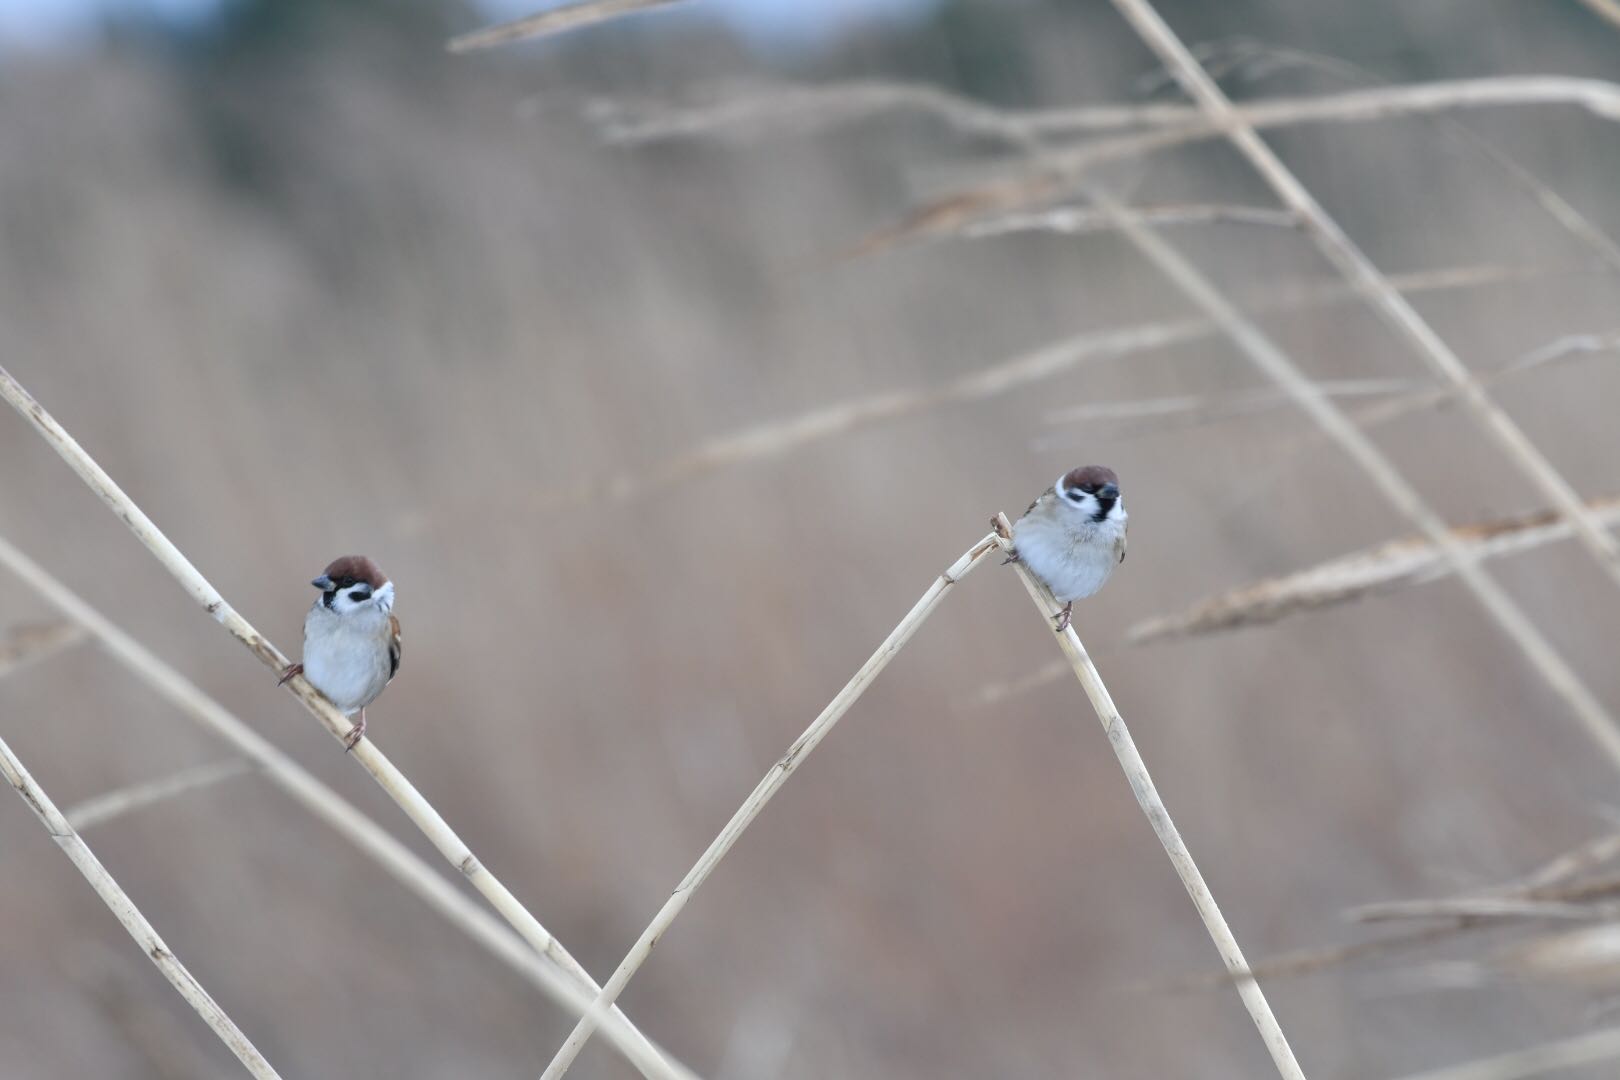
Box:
left=1108, top=0, right=1620, bottom=596
left=0, top=368, right=687, bottom=1080
left=0, top=733, right=282, bottom=1079
left=536, top=532, right=1002, bottom=1079
left=990, top=513, right=1307, bottom=1080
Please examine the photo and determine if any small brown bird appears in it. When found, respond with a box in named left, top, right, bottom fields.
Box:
left=1007, top=466, right=1128, bottom=632
left=278, top=555, right=401, bottom=751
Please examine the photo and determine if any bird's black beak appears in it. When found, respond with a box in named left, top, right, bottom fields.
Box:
left=1099, top=483, right=1120, bottom=500
left=311, top=574, right=335, bottom=590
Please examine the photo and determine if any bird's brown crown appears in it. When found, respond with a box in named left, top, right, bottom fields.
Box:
left=320, top=555, right=388, bottom=590
left=1062, top=465, right=1119, bottom=493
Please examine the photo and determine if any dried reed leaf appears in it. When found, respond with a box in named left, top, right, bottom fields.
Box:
left=1127, top=495, right=1620, bottom=645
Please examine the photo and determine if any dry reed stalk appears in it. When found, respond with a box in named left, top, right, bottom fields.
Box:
left=1390, top=1026, right=1620, bottom=1080
left=1508, top=829, right=1620, bottom=894
left=1113, top=0, right=1620, bottom=594
left=64, top=759, right=256, bottom=831
left=586, top=80, right=1195, bottom=144
left=594, top=76, right=1620, bottom=149
left=0, top=532, right=695, bottom=1080
left=1191, top=42, right=1620, bottom=277
left=0, top=371, right=688, bottom=1080
left=448, top=0, right=685, bottom=52
left=0, top=620, right=86, bottom=679
left=1125, top=495, right=1620, bottom=645
left=0, top=732, right=282, bottom=1079
left=536, top=533, right=1002, bottom=1079
left=864, top=76, right=1620, bottom=249
left=1077, top=183, right=1620, bottom=771
left=537, top=259, right=1581, bottom=510
left=990, top=512, right=1307, bottom=1080
left=961, top=202, right=1298, bottom=239
left=1348, top=899, right=1611, bottom=924
left=1577, top=0, right=1620, bottom=31
left=1043, top=378, right=1414, bottom=428
left=1045, top=327, right=1614, bottom=442
left=1156, top=829, right=1620, bottom=993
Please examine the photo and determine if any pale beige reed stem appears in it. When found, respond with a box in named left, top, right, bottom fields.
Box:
left=537, top=533, right=1002, bottom=1079
left=991, top=513, right=1307, bottom=1080
left=1109, top=0, right=1620, bottom=594
left=0, top=732, right=282, bottom=1079
left=65, top=759, right=255, bottom=831
left=0, top=368, right=688, bottom=1080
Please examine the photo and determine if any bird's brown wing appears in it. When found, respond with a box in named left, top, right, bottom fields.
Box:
left=1022, top=487, right=1054, bottom=519
left=1115, top=520, right=1128, bottom=564
left=388, top=614, right=402, bottom=682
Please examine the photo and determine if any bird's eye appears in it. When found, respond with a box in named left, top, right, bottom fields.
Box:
left=348, top=590, right=369, bottom=602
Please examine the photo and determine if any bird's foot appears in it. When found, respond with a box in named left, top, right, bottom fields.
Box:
left=343, top=709, right=367, bottom=753
left=1052, top=603, right=1073, bottom=633
left=276, top=662, right=304, bottom=687
left=1001, top=548, right=1021, bottom=565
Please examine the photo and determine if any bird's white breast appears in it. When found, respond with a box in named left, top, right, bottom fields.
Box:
left=1013, top=504, right=1127, bottom=604
left=302, top=603, right=393, bottom=715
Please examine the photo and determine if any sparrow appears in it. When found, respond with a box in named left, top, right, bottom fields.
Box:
left=277, top=555, right=401, bottom=751
left=1006, top=465, right=1127, bottom=632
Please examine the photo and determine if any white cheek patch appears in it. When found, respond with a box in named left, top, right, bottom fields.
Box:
left=373, top=581, right=395, bottom=612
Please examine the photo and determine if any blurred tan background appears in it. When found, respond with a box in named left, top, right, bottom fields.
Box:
left=4, top=0, right=1620, bottom=1077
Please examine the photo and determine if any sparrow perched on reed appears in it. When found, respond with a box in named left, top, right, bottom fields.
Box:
left=1007, top=466, right=1127, bottom=632
left=278, top=555, right=401, bottom=751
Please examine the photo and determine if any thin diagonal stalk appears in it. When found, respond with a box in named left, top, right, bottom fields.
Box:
left=1109, top=0, right=1620, bottom=593
left=1188, top=42, right=1620, bottom=277
left=0, top=531, right=695, bottom=1080
left=537, top=533, right=1002, bottom=1079
left=1390, top=1026, right=1620, bottom=1080
left=0, top=368, right=687, bottom=1080
left=990, top=513, right=1306, bottom=1080
left=65, top=759, right=257, bottom=831
left=1083, top=183, right=1620, bottom=771
left=0, top=732, right=282, bottom=1079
